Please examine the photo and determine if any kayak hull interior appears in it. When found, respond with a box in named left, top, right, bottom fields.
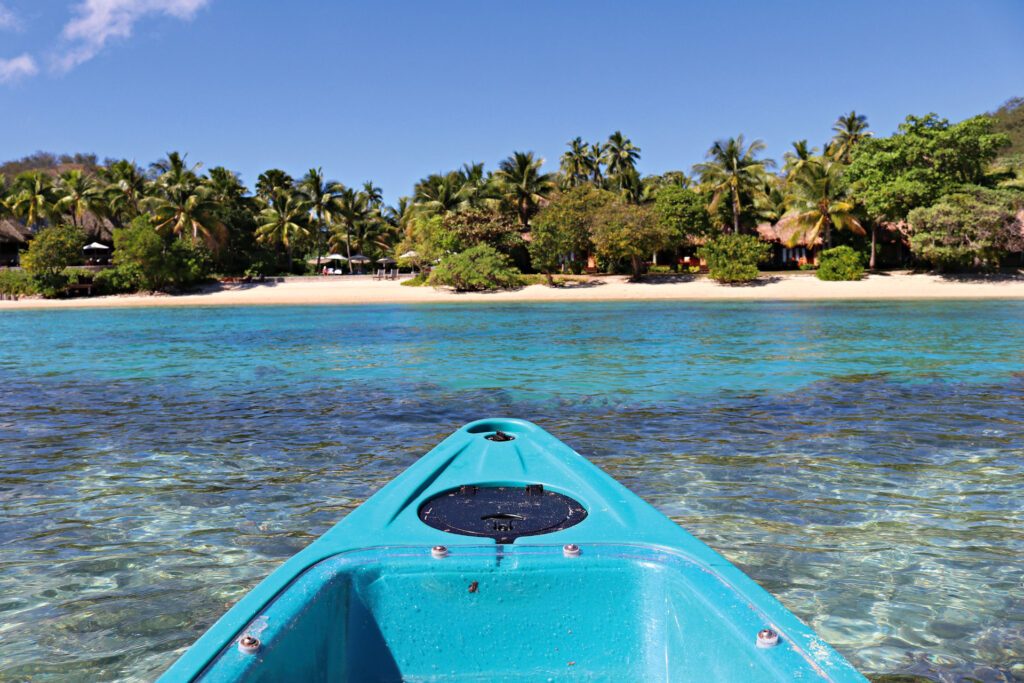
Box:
left=161, top=418, right=866, bottom=682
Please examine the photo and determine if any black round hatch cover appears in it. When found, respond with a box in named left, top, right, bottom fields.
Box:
left=418, top=485, right=587, bottom=544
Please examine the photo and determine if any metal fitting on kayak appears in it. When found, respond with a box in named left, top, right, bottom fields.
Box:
left=238, top=635, right=260, bottom=655
left=756, top=628, right=779, bottom=648
left=431, top=545, right=449, bottom=559
left=485, top=431, right=515, bottom=442
left=563, top=543, right=581, bottom=557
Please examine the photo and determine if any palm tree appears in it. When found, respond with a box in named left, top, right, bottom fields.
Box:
left=586, top=142, right=607, bottom=186
left=54, top=170, right=100, bottom=228
left=619, top=168, right=648, bottom=205
left=101, top=160, right=147, bottom=226
left=150, top=151, right=200, bottom=181
left=145, top=173, right=225, bottom=247
left=829, top=111, right=872, bottom=163
left=10, top=172, right=57, bottom=231
left=414, top=172, right=470, bottom=215
left=495, top=151, right=555, bottom=228
left=299, top=168, right=344, bottom=271
left=604, top=131, right=641, bottom=188
left=256, top=188, right=312, bottom=270
left=255, top=169, right=294, bottom=202
left=362, top=181, right=383, bottom=209
left=205, top=166, right=247, bottom=204
left=693, top=135, right=773, bottom=234
left=560, top=137, right=591, bottom=188
left=783, top=140, right=818, bottom=181
left=333, top=187, right=373, bottom=272
left=785, top=158, right=864, bottom=249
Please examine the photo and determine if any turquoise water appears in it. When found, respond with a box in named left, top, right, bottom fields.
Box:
left=0, top=301, right=1022, bottom=682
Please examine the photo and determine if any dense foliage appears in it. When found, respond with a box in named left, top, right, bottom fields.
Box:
left=2, top=104, right=1023, bottom=294
left=428, top=244, right=524, bottom=292
left=816, top=246, right=865, bottom=281
left=0, top=269, right=36, bottom=297
left=907, top=190, right=1024, bottom=270
left=20, top=224, right=86, bottom=296
left=109, top=216, right=212, bottom=291
left=590, top=203, right=675, bottom=280
left=698, top=234, right=770, bottom=283
left=529, top=186, right=615, bottom=278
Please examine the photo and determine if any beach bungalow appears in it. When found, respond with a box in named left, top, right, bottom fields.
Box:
left=0, top=219, right=30, bottom=267
left=756, top=215, right=821, bottom=268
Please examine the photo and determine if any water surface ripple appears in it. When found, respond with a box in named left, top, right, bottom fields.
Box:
left=0, top=302, right=1022, bottom=682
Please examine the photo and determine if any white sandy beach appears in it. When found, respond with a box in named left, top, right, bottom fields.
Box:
left=3, top=272, right=1024, bottom=310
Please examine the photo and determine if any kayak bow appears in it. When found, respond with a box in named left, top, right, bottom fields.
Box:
left=160, top=418, right=866, bottom=682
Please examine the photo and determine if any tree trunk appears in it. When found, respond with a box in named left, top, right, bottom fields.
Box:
left=345, top=227, right=353, bottom=274
left=869, top=225, right=877, bottom=269
left=631, top=255, right=643, bottom=281
left=731, top=189, right=740, bottom=234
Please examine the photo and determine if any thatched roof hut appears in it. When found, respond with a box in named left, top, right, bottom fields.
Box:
left=755, top=213, right=823, bottom=248
left=0, top=218, right=31, bottom=244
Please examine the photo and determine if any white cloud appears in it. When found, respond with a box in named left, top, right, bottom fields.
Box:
left=0, top=53, right=38, bottom=83
left=0, top=3, right=20, bottom=30
left=55, top=0, right=210, bottom=71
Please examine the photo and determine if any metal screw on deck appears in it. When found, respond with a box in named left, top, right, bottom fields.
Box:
left=563, top=543, right=581, bottom=558
left=431, top=545, right=449, bottom=559
left=238, top=635, right=261, bottom=655
left=756, top=628, right=779, bottom=648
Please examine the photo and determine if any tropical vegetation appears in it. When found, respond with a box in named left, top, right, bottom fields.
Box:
left=1, top=100, right=1023, bottom=298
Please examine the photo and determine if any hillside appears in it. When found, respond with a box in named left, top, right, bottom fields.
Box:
left=990, top=97, right=1024, bottom=165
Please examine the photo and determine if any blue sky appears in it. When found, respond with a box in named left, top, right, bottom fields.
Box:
left=1, top=0, right=1022, bottom=203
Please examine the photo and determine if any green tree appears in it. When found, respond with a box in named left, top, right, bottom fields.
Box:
left=784, top=158, right=864, bottom=249
left=21, top=224, right=86, bottom=296
left=604, top=131, right=641, bottom=188
left=653, top=185, right=714, bottom=246
left=299, top=168, right=344, bottom=270
left=441, top=208, right=523, bottom=254
left=146, top=175, right=225, bottom=248
left=530, top=185, right=616, bottom=280
left=414, top=172, right=471, bottom=216
left=256, top=189, right=312, bottom=270
left=54, top=169, right=101, bottom=228
left=907, top=189, right=1024, bottom=270
left=846, top=113, right=1011, bottom=222
left=10, top=171, right=58, bottom=230
left=591, top=201, right=675, bottom=280
left=829, top=111, right=872, bottom=163
left=255, top=169, right=294, bottom=201
left=694, top=136, right=773, bottom=234
left=560, top=137, right=591, bottom=188
left=101, top=160, right=147, bottom=227
left=495, top=151, right=556, bottom=228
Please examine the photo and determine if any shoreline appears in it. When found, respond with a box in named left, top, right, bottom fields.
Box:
left=4, top=272, right=1024, bottom=310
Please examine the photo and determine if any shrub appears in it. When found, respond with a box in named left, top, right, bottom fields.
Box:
left=400, top=273, right=429, bottom=287
left=113, top=216, right=212, bottom=291
left=21, top=224, right=86, bottom=297
left=0, top=269, right=37, bottom=298
left=93, top=265, right=143, bottom=295
left=816, top=246, right=865, bottom=280
left=698, top=234, right=770, bottom=283
left=429, top=245, right=523, bottom=291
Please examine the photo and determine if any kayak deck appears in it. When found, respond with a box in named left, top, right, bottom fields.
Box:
left=162, top=419, right=866, bottom=682
left=200, top=544, right=849, bottom=682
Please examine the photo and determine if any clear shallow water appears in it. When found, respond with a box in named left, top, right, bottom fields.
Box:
left=0, top=301, right=1022, bottom=682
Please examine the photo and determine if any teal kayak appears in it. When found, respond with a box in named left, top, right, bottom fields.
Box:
left=160, top=419, right=867, bottom=682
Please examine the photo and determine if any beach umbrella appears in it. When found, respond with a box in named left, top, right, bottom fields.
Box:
left=324, top=254, right=347, bottom=261
left=399, top=250, right=418, bottom=259
left=83, top=242, right=110, bottom=250
left=348, top=254, right=371, bottom=264
left=377, top=257, right=396, bottom=265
